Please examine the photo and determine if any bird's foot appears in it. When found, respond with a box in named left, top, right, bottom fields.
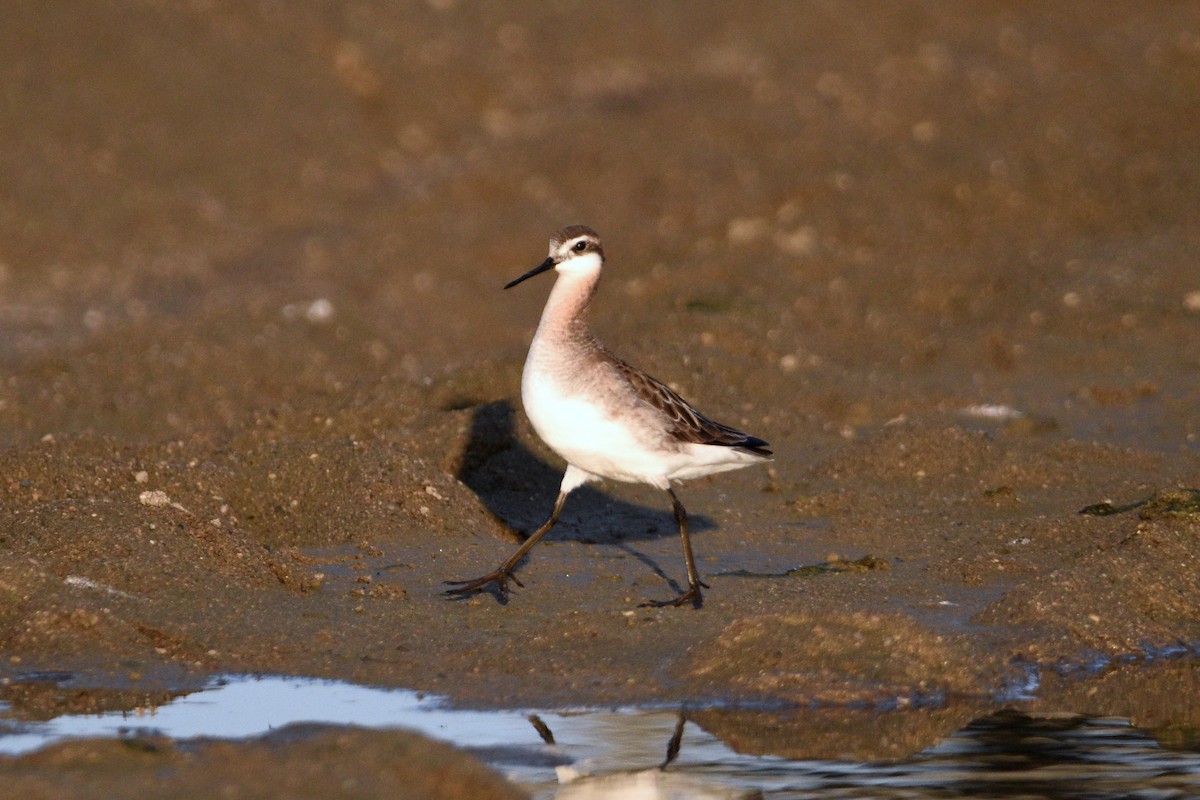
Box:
left=443, top=568, right=524, bottom=599
left=640, top=581, right=708, bottom=609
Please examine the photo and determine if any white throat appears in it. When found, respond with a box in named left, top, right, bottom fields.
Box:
left=553, top=250, right=603, bottom=278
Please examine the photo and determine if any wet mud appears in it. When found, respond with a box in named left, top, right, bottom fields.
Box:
left=1, top=0, right=1199, bottom=794
left=0, top=725, right=525, bottom=800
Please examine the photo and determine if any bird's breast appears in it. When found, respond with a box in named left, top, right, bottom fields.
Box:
left=520, top=352, right=677, bottom=483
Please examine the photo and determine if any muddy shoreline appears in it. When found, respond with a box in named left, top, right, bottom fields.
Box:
left=2, top=2, right=1199, bottom=795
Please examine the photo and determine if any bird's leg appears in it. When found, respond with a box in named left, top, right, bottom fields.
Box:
left=642, top=487, right=708, bottom=609
left=660, top=711, right=686, bottom=770
left=444, top=491, right=568, bottom=599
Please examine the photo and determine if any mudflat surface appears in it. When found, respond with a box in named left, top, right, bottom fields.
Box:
left=1, top=1, right=1199, bottom=793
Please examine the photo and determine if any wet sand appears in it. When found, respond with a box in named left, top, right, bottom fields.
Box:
left=1, top=1, right=1199, bottom=794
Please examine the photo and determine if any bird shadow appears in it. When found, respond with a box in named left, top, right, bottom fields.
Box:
left=456, top=400, right=716, bottom=550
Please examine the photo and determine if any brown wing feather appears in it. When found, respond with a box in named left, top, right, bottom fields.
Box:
left=608, top=357, right=772, bottom=455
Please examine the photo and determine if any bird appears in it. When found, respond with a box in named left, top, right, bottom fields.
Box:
left=444, top=225, right=771, bottom=608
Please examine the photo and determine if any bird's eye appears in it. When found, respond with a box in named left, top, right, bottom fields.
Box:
left=573, top=240, right=587, bottom=251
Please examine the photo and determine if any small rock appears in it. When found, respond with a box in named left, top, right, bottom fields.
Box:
left=139, top=490, right=172, bottom=507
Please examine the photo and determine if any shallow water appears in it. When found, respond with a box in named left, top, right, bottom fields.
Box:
left=3, top=674, right=1199, bottom=798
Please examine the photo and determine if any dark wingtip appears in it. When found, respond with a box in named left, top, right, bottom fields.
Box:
left=741, top=436, right=772, bottom=457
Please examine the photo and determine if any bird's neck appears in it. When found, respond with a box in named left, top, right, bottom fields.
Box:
left=534, top=269, right=601, bottom=346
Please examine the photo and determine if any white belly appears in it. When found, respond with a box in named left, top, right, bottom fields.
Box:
left=523, top=367, right=668, bottom=485
left=521, top=363, right=761, bottom=488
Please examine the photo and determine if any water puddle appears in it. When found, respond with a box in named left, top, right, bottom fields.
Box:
left=2, top=674, right=1200, bottom=798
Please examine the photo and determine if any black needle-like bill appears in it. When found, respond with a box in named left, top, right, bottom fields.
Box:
left=504, top=257, right=555, bottom=289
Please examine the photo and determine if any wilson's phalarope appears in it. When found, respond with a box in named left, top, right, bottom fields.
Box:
left=445, top=226, right=771, bottom=608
